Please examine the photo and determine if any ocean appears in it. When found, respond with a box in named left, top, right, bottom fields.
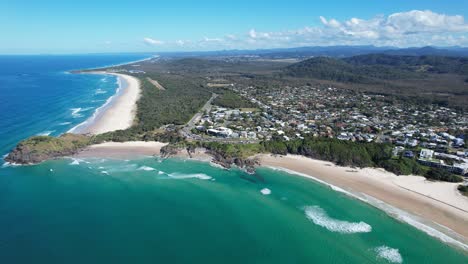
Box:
left=0, top=55, right=467, bottom=263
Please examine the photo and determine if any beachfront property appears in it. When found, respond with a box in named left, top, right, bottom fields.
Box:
left=418, top=148, right=468, bottom=175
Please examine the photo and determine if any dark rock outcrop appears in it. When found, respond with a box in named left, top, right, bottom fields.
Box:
left=206, top=149, right=260, bottom=174
left=6, top=144, right=80, bottom=165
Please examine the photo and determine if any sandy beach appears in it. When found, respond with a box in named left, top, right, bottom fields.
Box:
left=73, top=141, right=468, bottom=249
left=258, top=154, right=468, bottom=247
left=75, top=141, right=167, bottom=159
left=72, top=72, right=141, bottom=135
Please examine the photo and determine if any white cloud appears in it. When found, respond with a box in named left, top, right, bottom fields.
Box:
left=203, top=37, right=223, bottom=42
left=387, top=10, right=468, bottom=33
left=225, top=34, right=237, bottom=40
left=318, top=10, right=468, bottom=42
left=143, top=10, right=468, bottom=50
left=143, top=37, right=164, bottom=45
left=176, top=40, right=187, bottom=46
left=248, top=29, right=271, bottom=40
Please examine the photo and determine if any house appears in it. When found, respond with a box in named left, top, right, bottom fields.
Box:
left=404, top=151, right=414, bottom=158
left=392, top=146, right=405, bottom=156
left=207, top=127, right=233, bottom=138
left=419, top=149, right=434, bottom=159
left=453, top=138, right=464, bottom=147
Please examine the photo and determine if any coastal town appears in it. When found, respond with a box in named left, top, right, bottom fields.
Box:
left=186, top=82, right=468, bottom=177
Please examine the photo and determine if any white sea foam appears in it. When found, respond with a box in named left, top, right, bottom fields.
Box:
left=70, top=108, right=83, bottom=118
left=37, top=130, right=55, bottom=136
left=68, top=78, right=122, bottom=134
left=375, top=246, right=403, bottom=263
left=69, top=158, right=82, bottom=165
left=101, top=171, right=109, bottom=175
left=167, top=172, right=212, bottom=180
left=58, top=122, right=72, bottom=126
left=209, top=162, right=225, bottom=169
left=260, top=188, right=271, bottom=195
left=70, top=107, right=94, bottom=119
left=2, top=162, right=17, bottom=168
left=95, top=88, right=107, bottom=94
left=266, top=166, right=468, bottom=251
left=304, top=206, right=372, bottom=234
left=1, top=154, right=20, bottom=168
left=158, top=171, right=165, bottom=175
left=137, top=166, right=156, bottom=171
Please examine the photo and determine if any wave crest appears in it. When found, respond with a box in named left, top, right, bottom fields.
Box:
left=304, top=206, right=372, bottom=234
left=36, top=130, right=55, bottom=136
left=167, top=172, right=212, bottom=180
left=375, top=246, right=403, bottom=263
left=137, top=166, right=156, bottom=171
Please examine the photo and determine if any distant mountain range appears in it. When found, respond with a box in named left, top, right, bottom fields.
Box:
left=159, top=45, right=468, bottom=59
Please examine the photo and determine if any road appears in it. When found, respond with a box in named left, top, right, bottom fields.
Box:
left=180, top=93, right=259, bottom=144
left=186, top=93, right=218, bottom=129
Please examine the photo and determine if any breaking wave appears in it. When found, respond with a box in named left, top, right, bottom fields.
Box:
left=95, top=88, right=107, bottom=94
left=260, top=188, right=271, bottom=195
left=70, top=159, right=81, bottom=165
left=304, top=206, right=372, bottom=234
left=70, top=107, right=93, bottom=118
left=167, top=172, right=212, bottom=180
left=58, top=122, right=72, bottom=126
left=374, top=246, right=403, bottom=263
left=137, top=166, right=156, bottom=171
left=36, top=130, right=55, bottom=136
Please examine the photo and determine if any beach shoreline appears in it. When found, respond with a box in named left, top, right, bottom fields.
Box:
left=258, top=154, right=468, bottom=250
left=75, top=141, right=167, bottom=159
left=69, top=72, right=140, bottom=135
left=73, top=144, right=468, bottom=250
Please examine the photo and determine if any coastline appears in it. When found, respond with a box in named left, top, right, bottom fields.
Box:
left=69, top=72, right=141, bottom=135
left=258, top=154, right=468, bottom=250
left=72, top=143, right=468, bottom=250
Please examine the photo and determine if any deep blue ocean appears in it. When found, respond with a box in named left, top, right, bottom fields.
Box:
left=0, top=55, right=467, bottom=263
left=0, top=54, right=150, bottom=156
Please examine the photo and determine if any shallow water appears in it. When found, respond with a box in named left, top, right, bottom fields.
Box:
left=0, top=158, right=467, bottom=263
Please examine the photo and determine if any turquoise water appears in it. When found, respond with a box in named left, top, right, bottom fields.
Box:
left=0, top=158, right=467, bottom=263
left=0, top=55, right=467, bottom=263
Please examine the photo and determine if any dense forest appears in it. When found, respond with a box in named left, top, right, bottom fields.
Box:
left=284, top=54, right=468, bottom=82
left=212, top=89, right=256, bottom=109
left=92, top=73, right=212, bottom=142
left=283, top=54, right=468, bottom=110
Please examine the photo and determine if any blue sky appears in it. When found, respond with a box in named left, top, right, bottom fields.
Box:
left=2, top=0, right=468, bottom=54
